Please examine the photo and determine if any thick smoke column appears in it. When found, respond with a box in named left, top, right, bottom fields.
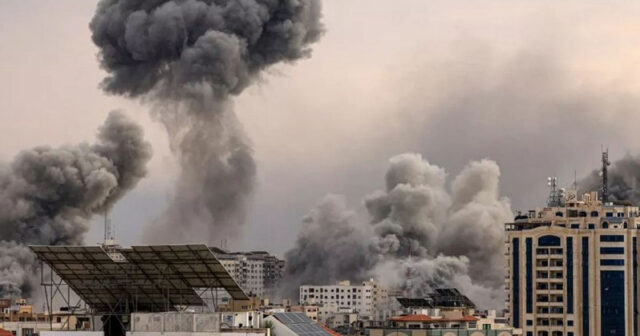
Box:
left=283, top=153, right=511, bottom=309
left=437, top=160, right=511, bottom=289
left=579, top=154, right=640, bottom=205
left=0, top=112, right=152, bottom=298
left=90, top=0, right=323, bottom=244
left=281, top=195, right=375, bottom=297
left=364, top=153, right=450, bottom=258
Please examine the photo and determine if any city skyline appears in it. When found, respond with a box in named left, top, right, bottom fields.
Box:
left=3, top=1, right=640, bottom=255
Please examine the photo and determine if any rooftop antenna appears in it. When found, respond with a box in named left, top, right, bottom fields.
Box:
left=405, top=244, right=414, bottom=297
left=103, top=210, right=115, bottom=247
left=601, top=149, right=610, bottom=203
left=547, top=177, right=558, bottom=206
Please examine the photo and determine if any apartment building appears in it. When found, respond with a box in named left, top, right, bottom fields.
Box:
left=213, top=248, right=285, bottom=299
left=299, top=279, right=388, bottom=317
left=506, top=187, right=640, bottom=336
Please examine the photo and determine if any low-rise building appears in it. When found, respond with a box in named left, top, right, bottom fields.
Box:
left=368, top=311, right=513, bottom=336
left=129, top=311, right=267, bottom=336
left=290, top=306, right=318, bottom=322
left=299, top=279, right=388, bottom=318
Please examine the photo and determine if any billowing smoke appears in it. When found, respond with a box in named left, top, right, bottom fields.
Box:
left=579, top=154, right=640, bottom=205
left=0, top=242, right=37, bottom=298
left=0, top=112, right=151, bottom=298
left=90, top=0, right=323, bottom=244
left=283, top=153, right=511, bottom=309
left=437, top=160, right=511, bottom=289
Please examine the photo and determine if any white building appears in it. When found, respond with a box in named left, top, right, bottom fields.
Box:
left=299, top=280, right=388, bottom=318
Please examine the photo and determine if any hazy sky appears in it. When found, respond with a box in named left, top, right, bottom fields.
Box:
left=2, top=1, right=640, bottom=255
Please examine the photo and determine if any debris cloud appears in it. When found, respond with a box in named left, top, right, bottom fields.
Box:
left=90, top=0, right=324, bottom=245
left=283, top=153, right=511, bottom=308
left=0, top=112, right=151, bottom=298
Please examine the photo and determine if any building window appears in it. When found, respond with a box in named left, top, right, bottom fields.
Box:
left=571, top=223, right=579, bottom=229
left=588, top=223, right=595, bottom=229
left=582, top=237, right=589, bottom=336
left=538, top=235, right=561, bottom=246
left=635, top=238, right=638, bottom=336
left=579, top=211, right=587, bottom=217
left=526, top=320, right=533, bottom=326
left=600, top=235, right=624, bottom=242
left=591, top=211, right=599, bottom=217
left=512, top=237, right=520, bottom=328
left=555, top=211, right=564, bottom=217
left=567, top=237, right=573, bottom=314
left=600, top=247, right=625, bottom=254
left=600, top=259, right=625, bottom=266
left=526, top=238, right=533, bottom=313
left=601, top=271, right=625, bottom=336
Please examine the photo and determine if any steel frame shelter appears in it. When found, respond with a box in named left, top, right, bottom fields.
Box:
left=30, top=244, right=248, bottom=317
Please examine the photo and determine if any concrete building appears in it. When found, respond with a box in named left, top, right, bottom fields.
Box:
left=299, top=280, right=388, bottom=318
left=367, top=310, right=513, bottom=336
left=213, top=249, right=285, bottom=299
left=506, top=187, right=640, bottom=336
left=127, top=311, right=267, bottom=336
left=289, top=306, right=318, bottom=322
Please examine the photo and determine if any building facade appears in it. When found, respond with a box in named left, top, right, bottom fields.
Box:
left=213, top=249, right=285, bottom=299
left=299, top=280, right=389, bottom=318
left=506, top=190, right=640, bottom=336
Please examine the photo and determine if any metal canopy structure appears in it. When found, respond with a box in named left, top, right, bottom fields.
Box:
left=30, top=244, right=248, bottom=314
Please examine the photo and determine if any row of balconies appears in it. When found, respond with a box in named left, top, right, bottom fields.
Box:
left=536, top=294, right=564, bottom=303
left=536, top=271, right=564, bottom=279
left=536, top=259, right=564, bottom=267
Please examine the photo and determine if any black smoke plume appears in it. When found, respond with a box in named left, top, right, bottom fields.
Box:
left=579, top=154, right=640, bottom=205
left=283, top=153, right=511, bottom=309
left=90, top=0, right=324, bottom=244
left=0, top=112, right=152, bottom=298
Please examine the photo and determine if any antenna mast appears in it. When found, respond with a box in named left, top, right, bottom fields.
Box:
left=602, top=149, right=610, bottom=203
left=103, top=210, right=115, bottom=246
left=547, top=177, right=558, bottom=206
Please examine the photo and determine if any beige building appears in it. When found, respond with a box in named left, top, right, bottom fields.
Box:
left=507, top=188, right=640, bottom=336
left=367, top=311, right=513, bottom=336
left=299, top=279, right=389, bottom=318
left=289, top=306, right=318, bottom=322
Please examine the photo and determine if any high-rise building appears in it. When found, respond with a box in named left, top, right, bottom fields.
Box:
left=212, top=248, right=285, bottom=299
left=506, top=188, right=640, bottom=336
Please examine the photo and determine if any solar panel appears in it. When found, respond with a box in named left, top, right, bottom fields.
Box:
left=273, top=313, right=332, bottom=336
left=121, top=245, right=247, bottom=300
left=30, top=244, right=248, bottom=313
left=396, top=297, right=433, bottom=308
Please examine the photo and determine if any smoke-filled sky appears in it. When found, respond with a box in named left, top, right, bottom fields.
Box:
left=2, top=1, right=640, bottom=256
